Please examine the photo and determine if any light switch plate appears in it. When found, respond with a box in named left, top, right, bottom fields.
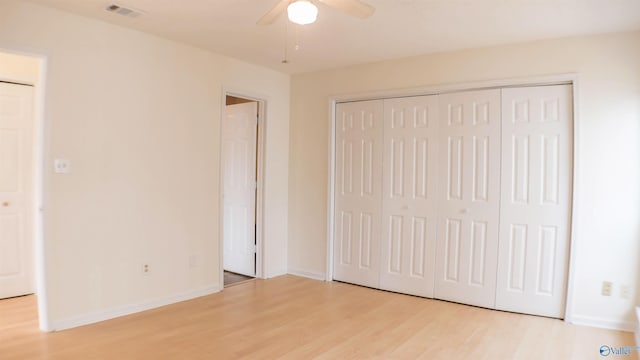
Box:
left=54, top=159, right=71, bottom=174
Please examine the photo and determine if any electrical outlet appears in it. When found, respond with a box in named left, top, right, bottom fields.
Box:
left=602, top=281, right=612, bottom=296
left=54, top=159, right=71, bottom=174
left=142, top=264, right=150, bottom=275
left=620, top=285, right=630, bottom=299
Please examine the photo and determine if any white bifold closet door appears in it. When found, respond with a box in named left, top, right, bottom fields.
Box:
left=379, top=96, right=439, bottom=297
left=495, top=85, right=573, bottom=318
left=333, top=100, right=384, bottom=288
left=434, top=89, right=501, bottom=309
left=333, top=85, right=573, bottom=319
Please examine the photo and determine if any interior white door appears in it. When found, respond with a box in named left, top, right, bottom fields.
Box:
left=379, top=96, right=438, bottom=297
left=222, top=102, right=258, bottom=277
left=333, top=100, right=383, bottom=288
left=434, top=89, right=501, bottom=308
left=0, top=82, right=35, bottom=299
left=495, top=85, right=573, bottom=318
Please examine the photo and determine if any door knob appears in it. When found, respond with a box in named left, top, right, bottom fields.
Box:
left=2, top=202, right=9, bottom=207
left=461, top=208, right=470, bottom=214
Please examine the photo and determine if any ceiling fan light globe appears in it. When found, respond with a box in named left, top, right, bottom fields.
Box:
left=287, top=0, right=318, bottom=25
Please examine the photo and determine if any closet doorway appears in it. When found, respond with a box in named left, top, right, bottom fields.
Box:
left=0, top=50, right=48, bottom=330
left=329, top=79, right=575, bottom=319
left=0, top=81, right=36, bottom=299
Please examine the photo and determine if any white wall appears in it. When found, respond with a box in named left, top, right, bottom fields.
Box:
left=289, top=31, right=640, bottom=330
left=0, top=1, right=289, bottom=330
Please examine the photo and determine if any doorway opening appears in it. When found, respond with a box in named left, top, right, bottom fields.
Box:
left=223, top=270, right=254, bottom=286
left=221, top=94, right=265, bottom=287
left=0, top=50, right=48, bottom=330
left=0, top=80, right=35, bottom=301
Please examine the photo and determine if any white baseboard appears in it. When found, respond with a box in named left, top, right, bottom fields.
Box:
left=287, top=267, right=326, bottom=281
left=262, top=270, right=288, bottom=279
left=635, top=307, right=640, bottom=346
left=569, top=314, right=636, bottom=332
left=51, top=284, right=222, bottom=331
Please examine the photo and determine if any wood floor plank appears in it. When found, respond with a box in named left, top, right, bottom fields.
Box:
left=0, top=275, right=636, bottom=359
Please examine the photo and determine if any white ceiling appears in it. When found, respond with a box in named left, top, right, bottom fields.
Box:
left=22, top=0, right=640, bottom=74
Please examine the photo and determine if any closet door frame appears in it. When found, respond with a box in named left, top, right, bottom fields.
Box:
left=326, top=73, right=580, bottom=324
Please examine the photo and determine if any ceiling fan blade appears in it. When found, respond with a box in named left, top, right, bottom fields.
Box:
left=316, top=0, right=375, bottom=19
left=257, top=0, right=290, bottom=25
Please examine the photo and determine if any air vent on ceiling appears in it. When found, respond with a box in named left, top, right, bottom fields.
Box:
left=105, top=3, right=144, bottom=18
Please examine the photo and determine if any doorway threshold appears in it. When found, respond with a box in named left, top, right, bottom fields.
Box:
left=224, top=271, right=254, bottom=287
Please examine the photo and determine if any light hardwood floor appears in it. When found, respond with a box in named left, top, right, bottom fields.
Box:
left=0, top=275, right=636, bottom=360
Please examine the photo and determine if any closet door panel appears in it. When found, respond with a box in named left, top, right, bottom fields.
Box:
left=333, top=100, right=384, bottom=288
left=496, top=85, right=573, bottom=318
left=434, top=90, right=501, bottom=308
left=379, top=96, right=438, bottom=297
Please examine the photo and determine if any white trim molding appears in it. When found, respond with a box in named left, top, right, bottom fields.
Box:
left=51, top=285, right=221, bottom=332
left=635, top=307, right=640, bottom=346
left=326, top=99, right=337, bottom=282
left=330, top=73, right=578, bottom=103
left=569, top=314, right=637, bottom=333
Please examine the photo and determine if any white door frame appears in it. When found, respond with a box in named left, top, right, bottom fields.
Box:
left=326, top=73, right=581, bottom=324
left=219, top=89, right=267, bottom=284
left=0, top=49, right=50, bottom=331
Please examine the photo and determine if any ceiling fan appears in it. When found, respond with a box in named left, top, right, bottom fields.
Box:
left=257, top=0, right=375, bottom=26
